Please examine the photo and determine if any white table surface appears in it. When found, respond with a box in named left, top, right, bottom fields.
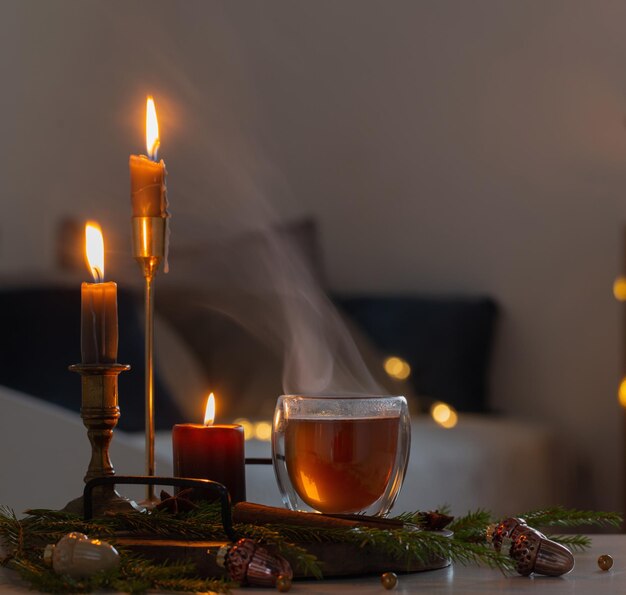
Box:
left=0, top=534, right=625, bottom=594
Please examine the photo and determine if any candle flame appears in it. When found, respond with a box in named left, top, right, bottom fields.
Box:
left=204, top=393, right=215, bottom=426
left=85, top=222, right=104, bottom=282
left=146, top=96, right=160, bottom=160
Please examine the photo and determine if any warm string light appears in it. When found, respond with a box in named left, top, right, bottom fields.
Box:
left=384, top=356, right=411, bottom=380
left=431, top=401, right=458, bottom=429
left=233, top=418, right=272, bottom=441
left=85, top=222, right=104, bottom=282
left=146, top=96, right=160, bottom=160
left=613, top=281, right=626, bottom=405
left=254, top=421, right=272, bottom=441
left=618, top=379, right=626, bottom=408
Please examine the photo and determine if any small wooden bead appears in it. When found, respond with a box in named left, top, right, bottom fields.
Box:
left=276, top=574, right=292, bottom=592
left=598, top=554, right=613, bottom=571
left=381, top=572, right=398, bottom=589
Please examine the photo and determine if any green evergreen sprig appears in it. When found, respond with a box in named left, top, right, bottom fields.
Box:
left=0, top=504, right=621, bottom=594
left=521, top=507, right=622, bottom=529
left=546, top=534, right=591, bottom=552
left=5, top=552, right=231, bottom=594
left=446, top=509, right=492, bottom=542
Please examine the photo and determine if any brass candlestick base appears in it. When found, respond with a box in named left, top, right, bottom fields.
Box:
left=132, top=216, right=168, bottom=507
left=62, top=363, right=140, bottom=516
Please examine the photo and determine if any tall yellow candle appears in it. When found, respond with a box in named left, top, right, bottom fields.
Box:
left=129, top=96, right=168, bottom=217
left=81, top=223, right=118, bottom=364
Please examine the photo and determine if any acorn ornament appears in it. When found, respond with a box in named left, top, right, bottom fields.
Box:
left=488, top=517, right=528, bottom=553
left=488, top=518, right=574, bottom=577
left=43, top=532, right=120, bottom=578
left=217, top=538, right=293, bottom=588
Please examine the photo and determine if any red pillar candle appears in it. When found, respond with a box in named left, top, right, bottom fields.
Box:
left=81, top=223, right=118, bottom=364
left=129, top=96, right=168, bottom=217
left=173, top=394, right=246, bottom=503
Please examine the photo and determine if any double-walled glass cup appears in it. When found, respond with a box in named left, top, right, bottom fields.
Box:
left=272, top=394, right=410, bottom=516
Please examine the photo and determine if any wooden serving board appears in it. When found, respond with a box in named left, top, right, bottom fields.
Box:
left=115, top=532, right=452, bottom=578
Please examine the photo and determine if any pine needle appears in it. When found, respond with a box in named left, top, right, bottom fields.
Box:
left=522, top=507, right=622, bottom=529
left=448, top=510, right=492, bottom=532
left=547, top=534, right=591, bottom=552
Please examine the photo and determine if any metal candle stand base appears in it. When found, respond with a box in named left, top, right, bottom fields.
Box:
left=62, top=363, right=140, bottom=516
left=82, top=475, right=236, bottom=540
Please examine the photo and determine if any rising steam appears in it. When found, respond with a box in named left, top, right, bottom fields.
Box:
left=62, top=3, right=385, bottom=403
left=152, top=224, right=383, bottom=397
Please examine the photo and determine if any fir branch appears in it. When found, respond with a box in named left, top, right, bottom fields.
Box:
left=7, top=557, right=90, bottom=593
left=24, top=509, right=83, bottom=520
left=120, top=554, right=197, bottom=580
left=347, top=527, right=512, bottom=571
left=0, top=506, right=23, bottom=557
left=19, top=511, right=116, bottom=546
left=546, top=534, right=591, bottom=552
left=153, top=577, right=231, bottom=593
left=6, top=547, right=230, bottom=594
left=521, top=507, right=622, bottom=529
left=448, top=510, right=492, bottom=539
left=243, top=522, right=512, bottom=573
left=99, top=507, right=226, bottom=540
left=1, top=503, right=620, bottom=593
left=117, top=554, right=231, bottom=592
left=395, top=510, right=454, bottom=531
left=393, top=511, right=419, bottom=524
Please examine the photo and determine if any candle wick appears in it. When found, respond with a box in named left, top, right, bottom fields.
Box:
left=93, top=267, right=103, bottom=283
left=149, top=140, right=160, bottom=162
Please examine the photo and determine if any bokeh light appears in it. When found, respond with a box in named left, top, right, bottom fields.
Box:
left=254, top=421, right=272, bottom=441
left=384, top=356, right=411, bottom=380
left=431, top=401, right=458, bottom=429
left=614, top=277, right=626, bottom=301
left=618, top=379, right=626, bottom=408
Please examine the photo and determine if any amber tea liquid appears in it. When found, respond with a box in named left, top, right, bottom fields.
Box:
left=284, top=416, right=399, bottom=513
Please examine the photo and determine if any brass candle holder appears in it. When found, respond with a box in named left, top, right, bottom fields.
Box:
left=132, top=215, right=168, bottom=507
left=63, top=363, right=138, bottom=515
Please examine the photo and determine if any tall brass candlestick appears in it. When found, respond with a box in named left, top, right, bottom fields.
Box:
left=132, top=216, right=167, bottom=506
left=63, top=363, right=136, bottom=515
left=130, top=97, right=169, bottom=506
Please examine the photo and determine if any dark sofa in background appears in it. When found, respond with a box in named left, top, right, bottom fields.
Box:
left=335, top=296, right=497, bottom=413
left=0, top=287, right=182, bottom=431
left=0, top=285, right=497, bottom=428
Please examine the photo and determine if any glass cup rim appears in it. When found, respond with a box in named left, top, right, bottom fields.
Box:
left=279, top=393, right=406, bottom=401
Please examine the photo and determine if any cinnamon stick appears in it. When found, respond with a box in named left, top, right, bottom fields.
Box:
left=232, top=502, right=406, bottom=530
